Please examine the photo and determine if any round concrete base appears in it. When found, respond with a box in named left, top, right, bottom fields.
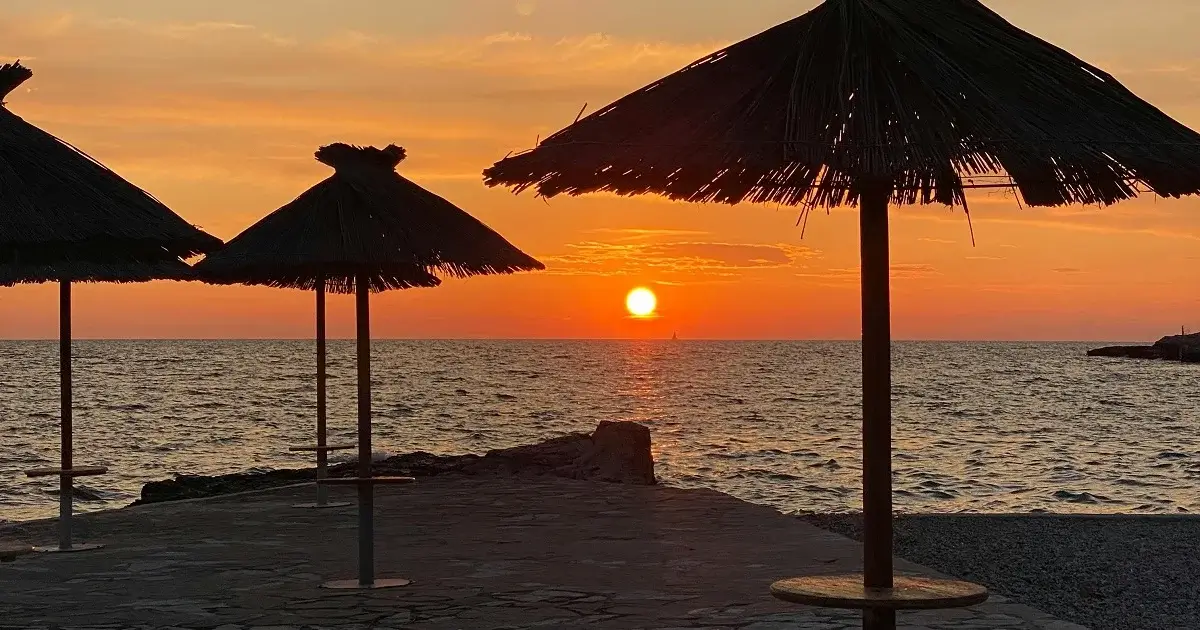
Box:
left=291, top=501, right=353, bottom=509
left=33, top=543, right=105, bottom=553
left=321, top=577, right=413, bottom=590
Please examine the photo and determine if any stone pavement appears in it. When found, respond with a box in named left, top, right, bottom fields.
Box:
left=0, top=477, right=1085, bottom=629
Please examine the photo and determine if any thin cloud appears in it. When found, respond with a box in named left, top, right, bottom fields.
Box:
left=585, top=227, right=711, bottom=240
left=542, top=241, right=815, bottom=278
left=321, top=30, right=379, bottom=51
left=484, top=32, right=533, bottom=44
left=907, top=210, right=1200, bottom=242
left=797, top=263, right=940, bottom=281
left=0, top=11, right=727, bottom=186
left=165, top=22, right=257, bottom=35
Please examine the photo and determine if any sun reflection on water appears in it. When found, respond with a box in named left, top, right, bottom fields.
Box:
left=4, top=340, right=1200, bottom=521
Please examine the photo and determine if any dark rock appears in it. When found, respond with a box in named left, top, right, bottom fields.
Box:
left=1088, top=332, right=1200, bottom=361
left=1087, top=345, right=1161, bottom=359
left=559, top=420, right=655, bottom=484
left=463, top=434, right=594, bottom=477
left=136, top=469, right=317, bottom=504
left=1154, top=333, right=1200, bottom=362
left=133, top=421, right=656, bottom=506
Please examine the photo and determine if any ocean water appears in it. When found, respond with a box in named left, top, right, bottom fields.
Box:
left=2, top=340, right=1199, bottom=522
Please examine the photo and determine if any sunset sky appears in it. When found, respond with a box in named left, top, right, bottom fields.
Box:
left=4, top=0, right=1200, bottom=340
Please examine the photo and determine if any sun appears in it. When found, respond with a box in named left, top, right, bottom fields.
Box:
left=515, top=0, right=537, bottom=16
left=626, top=287, right=657, bottom=318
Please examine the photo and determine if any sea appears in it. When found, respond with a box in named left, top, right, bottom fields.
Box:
left=2, top=340, right=1198, bottom=523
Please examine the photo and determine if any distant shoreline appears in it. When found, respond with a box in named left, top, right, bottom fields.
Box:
left=0, top=337, right=1129, bottom=343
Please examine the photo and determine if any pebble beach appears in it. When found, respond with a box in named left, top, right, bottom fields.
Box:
left=805, top=513, right=1200, bottom=630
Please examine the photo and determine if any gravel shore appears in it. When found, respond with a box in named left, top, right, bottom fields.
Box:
left=801, top=513, right=1200, bottom=630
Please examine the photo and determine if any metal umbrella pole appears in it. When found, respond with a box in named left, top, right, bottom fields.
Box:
left=320, top=275, right=413, bottom=589
left=292, top=276, right=353, bottom=509
left=26, top=281, right=107, bottom=553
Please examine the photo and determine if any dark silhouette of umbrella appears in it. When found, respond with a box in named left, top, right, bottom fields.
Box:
left=0, top=62, right=223, bottom=553
left=195, top=142, right=544, bottom=589
left=485, top=1, right=1200, bottom=627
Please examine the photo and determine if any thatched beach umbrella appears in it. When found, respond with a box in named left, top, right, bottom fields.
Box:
left=0, top=62, right=222, bottom=552
left=485, top=1, right=1200, bottom=627
left=196, top=142, right=544, bottom=589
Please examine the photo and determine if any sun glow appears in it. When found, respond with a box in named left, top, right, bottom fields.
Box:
left=625, top=287, right=657, bottom=318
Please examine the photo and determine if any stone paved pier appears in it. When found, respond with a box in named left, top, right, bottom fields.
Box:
left=0, top=477, right=1084, bottom=629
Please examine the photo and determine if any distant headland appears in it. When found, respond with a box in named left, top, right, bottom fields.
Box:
left=1089, top=332, right=1200, bottom=362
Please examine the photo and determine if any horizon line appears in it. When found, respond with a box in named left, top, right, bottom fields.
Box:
left=0, top=337, right=1137, bottom=344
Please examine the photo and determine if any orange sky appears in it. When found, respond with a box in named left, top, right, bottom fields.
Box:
left=3, top=0, right=1200, bottom=341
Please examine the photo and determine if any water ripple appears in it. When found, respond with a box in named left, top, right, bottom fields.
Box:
left=2, top=340, right=1199, bottom=521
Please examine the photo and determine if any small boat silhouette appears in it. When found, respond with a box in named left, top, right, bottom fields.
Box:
left=671, top=331, right=679, bottom=341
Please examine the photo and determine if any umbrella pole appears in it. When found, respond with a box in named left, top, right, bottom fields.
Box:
left=771, top=190, right=986, bottom=623
left=355, top=274, right=374, bottom=587
left=59, top=280, right=73, bottom=551
left=860, top=188, right=894, bottom=630
left=26, top=280, right=104, bottom=553
left=316, top=276, right=328, bottom=507
left=294, top=276, right=350, bottom=510
left=319, top=278, right=410, bottom=589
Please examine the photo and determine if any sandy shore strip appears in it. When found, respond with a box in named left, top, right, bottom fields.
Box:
left=0, top=477, right=1079, bottom=629
left=805, top=513, right=1200, bottom=630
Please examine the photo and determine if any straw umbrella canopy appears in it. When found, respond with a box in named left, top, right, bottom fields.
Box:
left=0, top=61, right=223, bottom=552
left=485, top=1, right=1200, bottom=627
left=195, top=142, right=544, bottom=588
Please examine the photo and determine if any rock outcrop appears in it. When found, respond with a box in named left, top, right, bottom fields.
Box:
left=564, top=420, right=655, bottom=484
left=1087, top=345, right=1163, bottom=360
left=135, top=421, right=656, bottom=506
left=1089, top=332, right=1200, bottom=362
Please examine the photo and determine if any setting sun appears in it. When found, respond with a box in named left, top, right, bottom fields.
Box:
left=625, top=287, right=657, bottom=318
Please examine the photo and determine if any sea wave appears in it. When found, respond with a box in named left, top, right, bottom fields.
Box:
left=3, top=339, right=1200, bottom=521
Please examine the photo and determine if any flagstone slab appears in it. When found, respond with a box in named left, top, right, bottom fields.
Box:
left=0, top=477, right=1084, bottom=629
